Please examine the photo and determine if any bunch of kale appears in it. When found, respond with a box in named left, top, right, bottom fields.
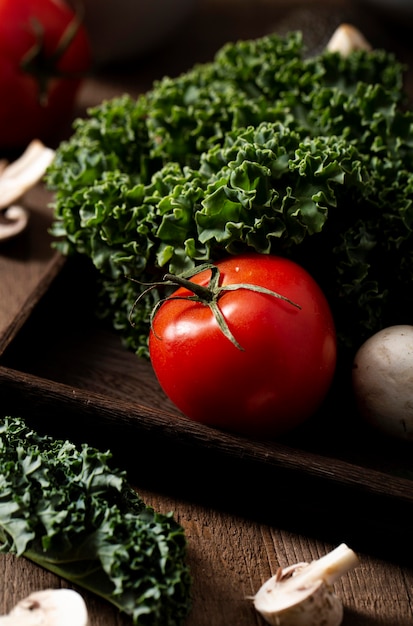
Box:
left=0, top=416, right=191, bottom=625
left=46, top=31, right=413, bottom=358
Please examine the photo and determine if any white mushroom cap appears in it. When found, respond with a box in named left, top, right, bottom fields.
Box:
left=352, top=324, right=413, bottom=440
left=254, top=562, right=344, bottom=626
left=253, top=544, right=359, bottom=626
left=0, top=589, right=89, bottom=626
left=326, top=24, right=372, bottom=56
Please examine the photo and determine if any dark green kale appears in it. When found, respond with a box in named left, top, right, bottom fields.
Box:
left=46, top=31, right=413, bottom=359
left=0, top=416, right=191, bottom=625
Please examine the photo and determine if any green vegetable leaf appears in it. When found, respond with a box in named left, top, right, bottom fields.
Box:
left=0, top=416, right=191, bottom=626
left=46, top=31, right=413, bottom=358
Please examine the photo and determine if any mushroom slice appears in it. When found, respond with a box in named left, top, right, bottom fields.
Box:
left=0, top=139, right=55, bottom=242
left=252, top=543, right=359, bottom=626
left=0, top=139, right=55, bottom=210
left=0, top=205, right=30, bottom=242
left=0, top=589, right=89, bottom=626
left=326, top=24, right=372, bottom=56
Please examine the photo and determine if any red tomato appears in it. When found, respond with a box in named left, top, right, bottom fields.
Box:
left=0, top=0, right=91, bottom=150
left=149, top=253, right=337, bottom=438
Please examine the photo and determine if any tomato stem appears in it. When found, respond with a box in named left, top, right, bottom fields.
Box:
left=129, top=262, right=301, bottom=351
left=162, top=273, right=214, bottom=302
left=20, top=7, right=87, bottom=106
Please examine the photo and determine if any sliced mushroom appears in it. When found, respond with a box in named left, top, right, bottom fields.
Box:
left=0, top=589, right=89, bottom=626
left=326, top=24, right=372, bottom=56
left=0, top=139, right=55, bottom=242
left=252, top=543, right=359, bottom=626
left=0, top=140, right=55, bottom=210
left=0, top=206, right=30, bottom=242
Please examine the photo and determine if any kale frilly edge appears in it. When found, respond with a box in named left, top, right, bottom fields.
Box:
left=0, top=416, right=192, bottom=626
left=46, top=31, right=413, bottom=360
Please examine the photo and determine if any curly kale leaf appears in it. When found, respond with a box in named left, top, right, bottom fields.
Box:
left=46, top=31, right=413, bottom=357
left=0, top=416, right=191, bottom=626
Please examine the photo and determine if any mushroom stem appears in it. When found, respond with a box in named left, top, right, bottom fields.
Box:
left=281, top=543, right=358, bottom=591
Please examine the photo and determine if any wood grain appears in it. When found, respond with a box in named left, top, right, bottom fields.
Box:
left=1, top=1, right=413, bottom=624
left=2, top=489, right=413, bottom=626
left=2, top=246, right=413, bottom=567
left=0, top=184, right=65, bottom=355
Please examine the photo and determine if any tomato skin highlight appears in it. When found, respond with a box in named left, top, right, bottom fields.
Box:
left=0, top=0, right=91, bottom=150
left=149, top=254, right=337, bottom=438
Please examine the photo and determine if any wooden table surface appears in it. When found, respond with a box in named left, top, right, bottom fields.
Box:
left=2, top=0, right=413, bottom=624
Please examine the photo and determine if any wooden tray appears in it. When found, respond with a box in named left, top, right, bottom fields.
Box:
left=0, top=185, right=65, bottom=354
left=3, top=0, right=413, bottom=551
left=1, top=185, right=413, bottom=561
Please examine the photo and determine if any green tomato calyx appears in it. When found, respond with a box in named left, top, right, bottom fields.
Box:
left=21, top=8, right=87, bottom=106
left=130, top=262, right=301, bottom=351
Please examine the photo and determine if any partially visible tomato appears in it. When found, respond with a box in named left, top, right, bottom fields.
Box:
left=0, top=0, right=91, bottom=151
left=149, top=253, right=337, bottom=439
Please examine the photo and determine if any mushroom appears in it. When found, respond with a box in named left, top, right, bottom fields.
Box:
left=252, top=543, right=359, bottom=626
left=352, top=324, right=413, bottom=441
left=0, top=206, right=30, bottom=242
left=0, top=139, right=55, bottom=242
left=0, top=589, right=88, bottom=626
left=326, top=24, right=372, bottom=56
left=0, top=140, right=55, bottom=209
